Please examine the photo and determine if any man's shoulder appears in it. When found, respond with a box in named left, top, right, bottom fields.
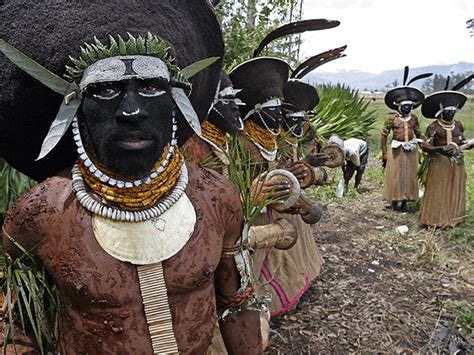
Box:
left=5, top=176, right=71, bottom=221
left=186, top=162, right=241, bottom=202
left=3, top=176, right=72, bottom=253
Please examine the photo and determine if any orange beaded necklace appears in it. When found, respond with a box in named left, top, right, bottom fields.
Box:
left=201, top=120, right=228, bottom=151
left=79, top=144, right=184, bottom=211
left=244, top=119, right=277, bottom=152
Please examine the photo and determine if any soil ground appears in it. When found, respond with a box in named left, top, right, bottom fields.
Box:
left=267, top=160, right=474, bottom=354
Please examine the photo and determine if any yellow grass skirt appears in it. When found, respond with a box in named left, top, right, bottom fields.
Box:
left=383, top=146, right=419, bottom=202
left=419, top=154, right=466, bottom=228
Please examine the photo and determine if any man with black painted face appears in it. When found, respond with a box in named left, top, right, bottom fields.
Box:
left=0, top=1, right=263, bottom=353
left=419, top=84, right=474, bottom=228
left=184, top=70, right=245, bottom=176
left=382, top=87, right=425, bottom=212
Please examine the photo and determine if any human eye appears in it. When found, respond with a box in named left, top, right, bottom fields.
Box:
left=89, top=84, right=120, bottom=100
left=138, top=84, right=166, bottom=97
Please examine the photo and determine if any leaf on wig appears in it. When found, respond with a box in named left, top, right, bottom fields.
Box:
left=0, top=38, right=69, bottom=95
left=253, top=19, right=340, bottom=58
left=406, top=72, right=433, bottom=86
left=180, top=57, right=220, bottom=80
left=36, top=83, right=81, bottom=161
left=171, top=88, right=202, bottom=136
left=452, top=74, right=474, bottom=91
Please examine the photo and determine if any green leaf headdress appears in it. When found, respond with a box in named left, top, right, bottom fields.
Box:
left=0, top=33, right=219, bottom=160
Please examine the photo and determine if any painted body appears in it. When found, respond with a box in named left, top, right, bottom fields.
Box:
left=3, top=164, right=261, bottom=354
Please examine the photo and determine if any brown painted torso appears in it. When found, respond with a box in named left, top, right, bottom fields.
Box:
left=426, top=120, right=464, bottom=147
left=4, top=164, right=241, bottom=354
left=388, top=113, right=420, bottom=142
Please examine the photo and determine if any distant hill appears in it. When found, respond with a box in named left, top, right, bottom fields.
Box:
left=306, top=62, right=474, bottom=91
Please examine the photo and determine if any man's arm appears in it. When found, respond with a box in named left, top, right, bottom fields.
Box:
left=381, top=117, right=392, bottom=167
left=214, top=182, right=263, bottom=354
left=414, top=116, right=425, bottom=140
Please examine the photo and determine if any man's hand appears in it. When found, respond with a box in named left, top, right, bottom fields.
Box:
left=441, top=145, right=457, bottom=156
left=305, top=153, right=329, bottom=167
left=251, top=178, right=291, bottom=205
left=285, top=163, right=308, bottom=183
left=382, top=153, right=387, bottom=168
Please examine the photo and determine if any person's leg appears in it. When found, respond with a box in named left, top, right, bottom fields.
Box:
left=355, top=147, right=369, bottom=189
left=400, top=200, right=407, bottom=212
left=343, top=161, right=356, bottom=186
left=392, top=201, right=400, bottom=211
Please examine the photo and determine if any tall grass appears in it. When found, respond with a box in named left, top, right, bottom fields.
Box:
left=1, top=160, right=58, bottom=352
left=0, top=159, right=36, bottom=224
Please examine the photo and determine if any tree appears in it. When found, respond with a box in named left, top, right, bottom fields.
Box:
left=421, top=71, right=474, bottom=94
left=215, top=0, right=303, bottom=70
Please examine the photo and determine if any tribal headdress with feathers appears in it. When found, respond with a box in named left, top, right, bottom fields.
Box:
left=421, top=74, right=474, bottom=118
left=384, top=66, right=433, bottom=110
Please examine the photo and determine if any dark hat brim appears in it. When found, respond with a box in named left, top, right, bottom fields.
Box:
left=0, top=0, right=223, bottom=180
left=229, top=57, right=290, bottom=116
left=283, top=80, right=319, bottom=111
left=421, top=91, right=467, bottom=119
left=384, top=86, right=424, bottom=110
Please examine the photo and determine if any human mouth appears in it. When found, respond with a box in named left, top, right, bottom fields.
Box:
left=114, top=132, right=154, bottom=150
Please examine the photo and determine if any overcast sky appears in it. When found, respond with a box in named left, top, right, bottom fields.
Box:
left=300, top=0, right=474, bottom=73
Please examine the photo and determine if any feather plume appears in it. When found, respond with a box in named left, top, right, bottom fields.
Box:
left=291, top=45, right=347, bottom=79
left=253, top=19, right=340, bottom=58
left=406, top=72, right=433, bottom=86
left=403, top=66, right=409, bottom=86
left=452, top=74, right=474, bottom=91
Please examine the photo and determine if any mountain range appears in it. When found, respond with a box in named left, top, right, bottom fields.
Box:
left=306, top=62, right=474, bottom=91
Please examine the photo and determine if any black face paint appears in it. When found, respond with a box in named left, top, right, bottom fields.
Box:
left=399, top=103, right=413, bottom=116
left=78, top=78, right=174, bottom=180
left=441, top=109, right=456, bottom=121
left=282, top=107, right=304, bottom=137
left=254, top=106, right=283, bottom=133
left=208, top=93, right=243, bottom=134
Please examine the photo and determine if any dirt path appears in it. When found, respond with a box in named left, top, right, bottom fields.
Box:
left=267, top=179, right=474, bottom=353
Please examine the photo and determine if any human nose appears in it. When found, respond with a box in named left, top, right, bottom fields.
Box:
left=115, top=91, right=148, bottom=122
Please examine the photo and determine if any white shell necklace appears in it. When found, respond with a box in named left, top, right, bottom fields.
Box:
left=71, top=162, right=189, bottom=222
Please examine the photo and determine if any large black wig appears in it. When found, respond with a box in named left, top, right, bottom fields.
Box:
left=0, top=0, right=224, bottom=180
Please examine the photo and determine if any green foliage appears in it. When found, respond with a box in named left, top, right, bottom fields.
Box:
left=1, top=242, right=59, bottom=354
left=225, top=136, right=279, bottom=226
left=0, top=159, right=36, bottom=225
left=311, top=83, right=377, bottom=140
left=215, top=0, right=303, bottom=70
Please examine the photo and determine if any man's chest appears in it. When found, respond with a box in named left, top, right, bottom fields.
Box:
left=37, top=206, right=224, bottom=309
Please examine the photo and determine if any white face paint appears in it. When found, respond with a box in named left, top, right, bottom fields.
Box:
left=80, top=55, right=171, bottom=90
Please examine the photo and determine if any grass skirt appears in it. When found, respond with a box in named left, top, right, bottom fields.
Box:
left=383, top=146, right=419, bottom=202
left=419, top=154, right=466, bottom=228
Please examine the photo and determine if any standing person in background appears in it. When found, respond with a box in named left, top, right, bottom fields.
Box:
left=419, top=76, right=474, bottom=228
left=381, top=67, right=431, bottom=212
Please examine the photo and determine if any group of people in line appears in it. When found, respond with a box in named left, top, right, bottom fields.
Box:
left=381, top=68, right=473, bottom=228
left=0, top=1, right=355, bottom=353
left=0, top=1, right=471, bottom=354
